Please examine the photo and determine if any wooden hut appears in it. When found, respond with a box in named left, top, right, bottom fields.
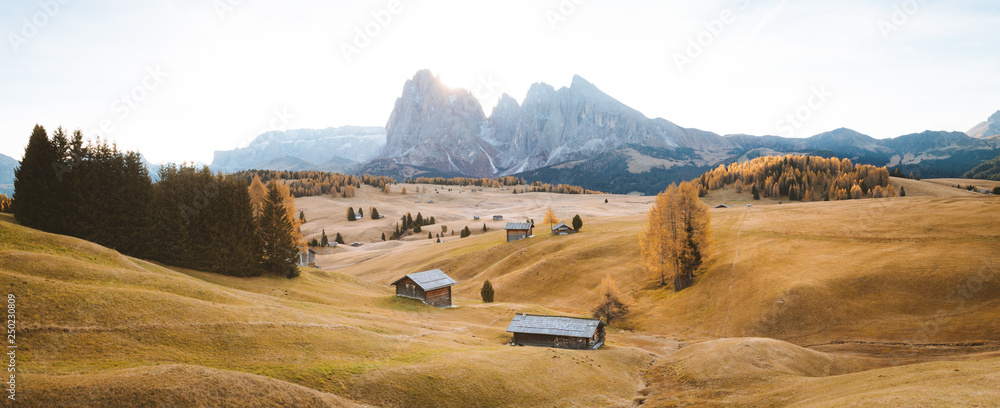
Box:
left=390, top=269, right=457, bottom=308
left=504, top=222, right=533, bottom=242
left=297, top=248, right=317, bottom=267
left=506, top=314, right=606, bottom=350
left=493, top=215, right=504, bottom=221
left=551, top=222, right=574, bottom=235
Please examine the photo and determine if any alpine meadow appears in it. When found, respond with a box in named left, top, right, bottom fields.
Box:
left=3, top=1, right=1000, bottom=407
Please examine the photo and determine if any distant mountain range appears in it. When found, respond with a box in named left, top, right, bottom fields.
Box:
left=210, top=127, right=385, bottom=173
left=0, top=153, right=16, bottom=195
left=206, top=70, right=1000, bottom=194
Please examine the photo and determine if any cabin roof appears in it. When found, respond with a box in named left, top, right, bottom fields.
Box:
left=552, top=222, right=571, bottom=230
left=505, top=222, right=533, bottom=230
left=391, top=269, right=456, bottom=291
left=506, top=314, right=605, bottom=338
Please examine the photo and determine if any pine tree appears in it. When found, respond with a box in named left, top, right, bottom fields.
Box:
left=483, top=223, right=488, bottom=232
left=900, top=186, right=906, bottom=197
left=605, top=198, right=608, bottom=203
left=259, top=182, right=300, bottom=278
left=381, top=232, right=386, bottom=241
left=428, top=231, right=433, bottom=239
left=358, top=207, right=363, bottom=218
left=371, top=207, right=380, bottom=219
left=347, top=207, right=356, bottom=221
left=321, top=229, right=329, bottom=247
left=12, top=125, right=59, bottom=230
left=335, top=232, right=345, bottom=245
left=572, top=214, right=583, bottom=232
left=415, top=212, right=423, bottom=226
left=480, top=280, right=495, bottom=303
left=752, top=185, right=760, bottom=200
left=299, top=210, right=306, bottom=223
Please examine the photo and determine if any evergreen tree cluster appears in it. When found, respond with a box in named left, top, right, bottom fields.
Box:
left=459, top=226, right=472, bottom=238
left=388, top=211, right=436, bottom=240
left=12, top=125, right=302, bottom=278
left=696, top=155, right=896, bottom=201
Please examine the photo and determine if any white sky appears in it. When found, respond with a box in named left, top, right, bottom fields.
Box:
left=1, top=0, right=998, bottom=163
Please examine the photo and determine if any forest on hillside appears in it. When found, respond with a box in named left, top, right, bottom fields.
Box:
left=963, top=154, right=1000, bottom=181
left=12, top=125, right=305, bottom=278
left=696, top=155, right=896, bottom=201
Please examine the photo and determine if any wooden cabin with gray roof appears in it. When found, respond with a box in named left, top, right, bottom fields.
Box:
left=504, top=222, right=533, bottom=242
left=390, top=269, right=457, bottom=308
left=506, top=314, right=606, bottom=350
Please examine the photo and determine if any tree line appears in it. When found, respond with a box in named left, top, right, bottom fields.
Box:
left=404, top=176, right=524, bottom=188
left=233, top=170, right=395, bottom=198
left=12, top=125, right=304, bottom=278
left=696, top=155, right=896, bottom=201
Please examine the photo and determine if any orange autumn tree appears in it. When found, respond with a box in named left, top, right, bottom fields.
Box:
left=543, top=207, right=559, bottom=230
left=639, top=181, right=711, bottom=291
left=248, top=174, right=267, bottom=219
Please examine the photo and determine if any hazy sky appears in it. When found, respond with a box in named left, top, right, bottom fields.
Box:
left=1, top=0, right=998, bottom=163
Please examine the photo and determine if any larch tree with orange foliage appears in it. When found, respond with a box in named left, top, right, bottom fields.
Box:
left=543, top=207, right=559, bottom=231
left=640, top=181, right=712, bottom=291
left=248, top=174, right=267, bottom=219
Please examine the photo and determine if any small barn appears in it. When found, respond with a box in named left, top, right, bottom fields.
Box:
left=505, top=222, right=533, bottom=242
left=714, top=204, right=729, bottom=209
left=473, top=216, right=481, bottom=221
left=493, top=215, right=504, bottom=221
left=506, top=314, right=606, bottom=350
left=390, top=269, right=457, bottom=308
left=551, top=222, right=574, bottom=235
left=297, top=248, right=317, bottom=267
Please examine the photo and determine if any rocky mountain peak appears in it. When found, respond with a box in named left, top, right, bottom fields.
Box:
left=382, top=70, right=496, bottom=177
left=967, top=110, right=1000, bottom=139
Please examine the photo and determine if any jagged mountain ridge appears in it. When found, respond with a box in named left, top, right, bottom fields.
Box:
left=211, top=126, right=385, bottom=173
left=375, top=70, right=734, bottom=178
left=366, top=70, right=999, bottom=192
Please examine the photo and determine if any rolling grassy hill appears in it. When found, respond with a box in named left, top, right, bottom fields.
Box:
left=5, top=176, right=1000, bottom=407
left=1, top=213, right=652, bottom=408
left=333, top=182, right=1000, bottom=345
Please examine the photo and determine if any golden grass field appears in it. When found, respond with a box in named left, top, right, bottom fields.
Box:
left=3, top=177, right=999, bottom=407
